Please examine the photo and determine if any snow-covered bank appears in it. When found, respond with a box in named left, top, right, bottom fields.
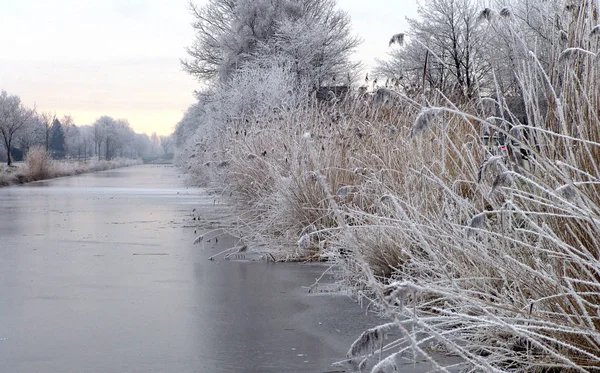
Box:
left=0, top=148, right=141, bottom=186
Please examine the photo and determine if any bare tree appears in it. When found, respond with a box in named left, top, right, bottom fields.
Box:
left=93, top=116, right=111, bottom=160
left=159, top=134, right=174, bottom=158
left=60, top=114, right=75, bottom=158
left=16, top=114, right=45, bottom=155
left=134, top=133, right=153, bottom=159
left=70, top=125, right=95, bottom=161
left=79, top=125, right=94, bottom=161
left=150, top=132, right=160, bottom=157
left=39, top=112, right=56, bottom=152
left=111, top=119, right=135, bottom=159
left=91, top=116, right=137, bottom=160
left=0, top=90, right=35, bottom=166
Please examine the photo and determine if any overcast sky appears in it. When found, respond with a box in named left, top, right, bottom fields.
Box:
left=0, top=0, right=418, bottom=136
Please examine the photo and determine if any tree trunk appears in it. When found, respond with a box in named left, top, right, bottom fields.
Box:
left=3, top=135, right=12, bottom=166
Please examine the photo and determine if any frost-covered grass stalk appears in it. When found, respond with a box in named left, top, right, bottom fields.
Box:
left=177, top=2, right=600, bottom=370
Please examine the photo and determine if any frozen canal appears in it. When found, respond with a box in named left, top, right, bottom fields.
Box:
left=0, top=165, right=380, bottom=373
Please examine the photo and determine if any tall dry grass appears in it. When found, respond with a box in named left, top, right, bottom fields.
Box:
left=24, top=145, right=53, bottom=181
left=188, top=62, right=600, bottom=373
left=336, top=8, right=600, bottom=371
left=181, top=2, right=600, bottom=370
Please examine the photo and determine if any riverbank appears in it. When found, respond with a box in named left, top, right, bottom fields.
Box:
left=0, top=152, right=141, bottom=187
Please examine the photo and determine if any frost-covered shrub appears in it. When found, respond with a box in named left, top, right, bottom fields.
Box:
left=175, top=54, right=311, bottom=186
left=214, top=55, right=308, bottom=122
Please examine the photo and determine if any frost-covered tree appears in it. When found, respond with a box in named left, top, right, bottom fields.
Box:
left=39, top=112, right=55, bottom=151
left=256, top=3, right=360, bottom=87
left=150, top=132, right=160, bottom=157
left=93, top=116, right=114, bottom=160
left=74, top=125, right=95, bottom=161
left=215, top=55, right=309, bottom=121
left=159, top=134, right=174, bottom=159
left=174, top=54, right=311, bottom=165
left=113, top=119, right=136, bottom=159
left=16, top=114, right=45, bottom=155
left=182, top=0, right=360, bottom=86
left=173, top=102, right=205, bottom=164
left=67, top=124, right=82, bottom=159
left=91, top=116, right=137, bottom=160
left=134, top=133, right=153, bottom=159
left=377, top=0, right=598, bottom=99
left=66, top=120, right=83, bottom=159
left=0, top=90, right=35, bottom=165
left=376, top=0, right=489, bottom=99
left=60, top=114, right=74, bottom=157
left=93, top=116, right=108, bottom=159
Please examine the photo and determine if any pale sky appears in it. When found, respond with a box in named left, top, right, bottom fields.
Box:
left=0, top=0, right=418, bottom=136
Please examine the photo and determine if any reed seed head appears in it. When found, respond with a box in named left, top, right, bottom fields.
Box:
left=559, top=47, right=597, bottom=62
left=499, top=7, right=511, bottom=18
left=479, top=8, right=493, bottom=21
left=389, top=33, right=405, bottom=47
left=411, top=107, right=442, bottom=137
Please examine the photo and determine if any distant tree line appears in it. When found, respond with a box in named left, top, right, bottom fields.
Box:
left=0, top=90, right=174, bottom=166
